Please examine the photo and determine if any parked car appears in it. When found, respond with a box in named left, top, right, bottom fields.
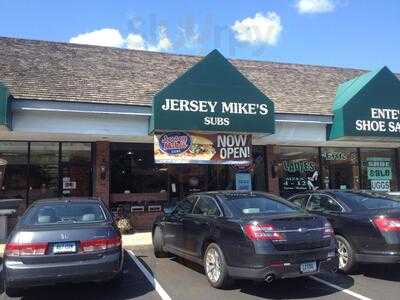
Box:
left=287, top=190, right=400, bottom=273
left=3, top=198, right=123, bottom=297
left=152, top=191, right=338, bottom=288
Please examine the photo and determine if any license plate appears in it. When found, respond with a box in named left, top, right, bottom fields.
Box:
left=300, top=261, right=317, bottom=273
left=53, top=242, right=77, bottom=254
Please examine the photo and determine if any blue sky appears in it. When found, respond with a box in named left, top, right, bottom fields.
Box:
left=0, top=0, right=399, bottom=71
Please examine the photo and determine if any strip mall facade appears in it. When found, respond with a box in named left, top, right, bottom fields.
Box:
left=1, top=37, right=400, bottom=230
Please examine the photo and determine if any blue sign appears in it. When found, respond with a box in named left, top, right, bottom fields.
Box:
left=235, top=173, right=252, bottom=191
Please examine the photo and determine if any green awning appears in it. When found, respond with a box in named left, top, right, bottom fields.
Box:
left=0, top=82, right=11, bottom=130
left=329, top=66, right=400, bottom=140
left=149, top=49, right=275, bottom=134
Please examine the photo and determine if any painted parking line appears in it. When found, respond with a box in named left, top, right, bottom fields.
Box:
left=310, top=276, right=373, bottom=300
left=127, top=250, right=172, bottom=300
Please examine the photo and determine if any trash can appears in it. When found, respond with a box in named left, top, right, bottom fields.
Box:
left=0, top=198, right=24, bottom=242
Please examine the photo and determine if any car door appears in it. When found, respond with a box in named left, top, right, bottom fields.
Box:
left=181, top=195, right=222, bottom=257
left=163, top=196, right=198, bottom=252
left=305, top=193, right=344, bottom=228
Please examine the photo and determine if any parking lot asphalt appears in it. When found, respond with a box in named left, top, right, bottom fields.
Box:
left=128, top=245, right=400, bottom=300
left=1, top=246, right=399, bottom=300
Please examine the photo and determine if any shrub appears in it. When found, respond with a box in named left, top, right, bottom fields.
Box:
left=116, top=218, right=132, bottom=234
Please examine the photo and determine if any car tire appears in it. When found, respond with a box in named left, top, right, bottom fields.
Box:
left=336, top=235, right=357, bottom=273
left=203, top=243, right=232, bottom=289
left=153, top=226, right=169, bottom=258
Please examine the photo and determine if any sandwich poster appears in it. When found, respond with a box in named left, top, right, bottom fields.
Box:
left=154, top=132, right=252, bottom=164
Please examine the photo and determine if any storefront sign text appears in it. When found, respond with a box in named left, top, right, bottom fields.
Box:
left=371, top=180, right=391, bottom=192
left=366, top=157, right=392, bottom=180
left=150, top=50, right=275, bottom=134
left=355, top=108, right=400, bottom=133
left=283, top=160, right=317, bottom=173
left=161, top=99, right=269, bottom=127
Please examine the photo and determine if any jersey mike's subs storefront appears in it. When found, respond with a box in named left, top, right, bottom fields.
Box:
left=1, top=37, right=400, bottom=230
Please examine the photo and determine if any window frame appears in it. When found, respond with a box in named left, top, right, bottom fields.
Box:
left=306, top=193, right=345, bottom=213
left=172, top=195, right=199, bottom=216
left=0, top=141, right=93, bottom=206
left=288, top=194, right=311, bottom=208
left=192, top=195, right=223, bottom=217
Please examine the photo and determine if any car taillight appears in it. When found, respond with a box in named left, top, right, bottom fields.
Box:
left=373, top=216, right=400, bottom=232
left=5, top=242, right=48, bottom=256
left=243, top=223, right=285, bottom=241
left=81, top=236, right=121, bottom=252
left=323, top=222, right=334, bottom=238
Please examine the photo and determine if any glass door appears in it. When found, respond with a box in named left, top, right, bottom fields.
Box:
left=321, top=148, right=359, bottom=190
left=168, top=165, right=208, bottom=201
left=60, top=143, right=92, bottom=197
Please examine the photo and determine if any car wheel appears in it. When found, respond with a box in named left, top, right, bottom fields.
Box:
left=204, top=243, right=232, bottom=289
left=336, top=235, right=357, bottom=273
left=153, top=226, right=169, bottom=258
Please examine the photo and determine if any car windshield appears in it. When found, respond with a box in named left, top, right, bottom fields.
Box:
left=223, top=193, right=298, bottom=216
left=22, top=202, right=107, bottom=225
left=338, top=191, right=400, bottom=210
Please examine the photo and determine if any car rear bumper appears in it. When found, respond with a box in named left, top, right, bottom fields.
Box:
left=4, top=251, right=123, bottom=289
left=227, top=256, right=338, bottom=280
left=356, top=252, right=400, bottom=264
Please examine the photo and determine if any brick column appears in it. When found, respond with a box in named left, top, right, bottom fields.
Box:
left=93, top=141, right=110, bottom=206
left=265, top=145, right=280, bottom=195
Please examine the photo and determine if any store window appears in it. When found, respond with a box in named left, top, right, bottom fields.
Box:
left=0, top=142, right=28, bottom=202
left=360, top=148, right=398, bottom=192
left=60, top=143, right=92, bottom=197
left=206, top=146, right=266, bottom=192
left=208, top=165, right=235, bottom=191
left=110, top=143, right=168, bottom=194
left=29, top=142, right=60, bottom=202
left=252, top=145, right=267, bottom=191
left=276, top=146, right=320, bottom=198
left=321, top=147, right=359, bottom=190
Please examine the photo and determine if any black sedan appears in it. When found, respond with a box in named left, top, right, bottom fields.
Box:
left=287, top=190, right=400, bottom=273
left=3, top=198, right=123, bottom=297
left=152, top=191, right=338, bottom=289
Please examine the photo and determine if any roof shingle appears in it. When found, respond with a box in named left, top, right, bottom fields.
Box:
left=0, top=36, right=390, bottom=116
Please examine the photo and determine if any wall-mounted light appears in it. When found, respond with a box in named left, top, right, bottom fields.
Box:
left=100, top=159, right=107, bottom=180
left=271, top=160, right=278, bottom=178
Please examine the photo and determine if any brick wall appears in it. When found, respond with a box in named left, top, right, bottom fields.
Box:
left=266, top=145, right=280, bottom=194
left=130, top=212, right=162, bottom=231
left=93, top=141, right=110, bottom=206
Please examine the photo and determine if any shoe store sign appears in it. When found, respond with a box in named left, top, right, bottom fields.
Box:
left=355, top=108, right=400, bottom=134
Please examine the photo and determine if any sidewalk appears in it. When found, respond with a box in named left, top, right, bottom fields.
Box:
left=0, top=232, right=152, bottom=258
left=122, top=232, right=152, bottom=247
